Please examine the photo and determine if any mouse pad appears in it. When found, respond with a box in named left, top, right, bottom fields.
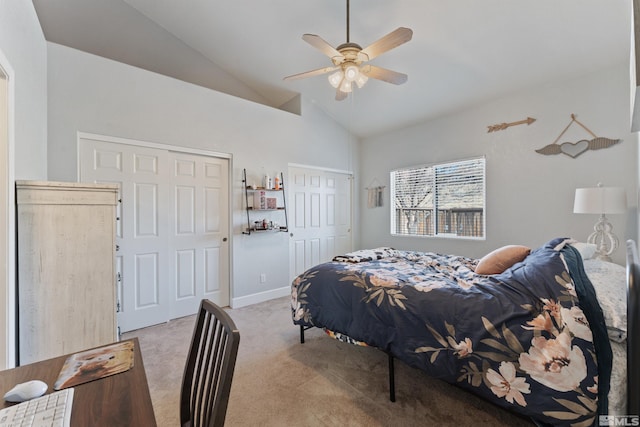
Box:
left=54, top=340, right=135, bottom=390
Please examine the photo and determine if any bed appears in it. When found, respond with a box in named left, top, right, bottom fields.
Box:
left=291, top=237, right=637, bottom=426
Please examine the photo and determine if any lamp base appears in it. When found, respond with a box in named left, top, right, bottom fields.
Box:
left=586, top=214, right=618, bottom=262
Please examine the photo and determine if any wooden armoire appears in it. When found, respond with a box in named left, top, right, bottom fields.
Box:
left=16, top=181, right=118, bottom=364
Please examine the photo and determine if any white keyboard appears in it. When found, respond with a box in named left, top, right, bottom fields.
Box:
left=0, top=387, right=73, bottom=427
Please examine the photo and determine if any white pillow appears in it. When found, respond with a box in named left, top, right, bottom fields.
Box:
left=570, top=241, right=597, bottom=260
left=583, top=259, right=626, bottom=342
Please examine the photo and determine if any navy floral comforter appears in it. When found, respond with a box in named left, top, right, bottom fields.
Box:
left=291, top=238, right=611, bottom=426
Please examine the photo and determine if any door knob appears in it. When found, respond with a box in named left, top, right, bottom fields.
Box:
left=223, top=237, right=228, bottom=242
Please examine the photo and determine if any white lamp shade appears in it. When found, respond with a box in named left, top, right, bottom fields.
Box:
left=328, top=71, right=342, bottom=88
left=344, top=65, right=359, bottom=82
left=355, top=73, right=368, bottom=88
left=573, top=186, right=627, bottom=214
left=339, top=79, right=353, bottom=93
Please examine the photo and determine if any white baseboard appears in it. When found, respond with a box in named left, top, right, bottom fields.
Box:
left=231, top=286, right=290, bottom=309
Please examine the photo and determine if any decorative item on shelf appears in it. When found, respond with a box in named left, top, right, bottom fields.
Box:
left=486, top=117, right=536, bottom=133
left=536, top=114, right=620, bottom=158
left=573, top=183, right=627, bottom=261
left=254, top=190, right=267, bottom=210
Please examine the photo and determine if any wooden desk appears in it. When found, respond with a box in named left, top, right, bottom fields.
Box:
left=0, top=338, right=156, bottom=426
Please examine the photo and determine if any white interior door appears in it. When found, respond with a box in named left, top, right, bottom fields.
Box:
left=80, top=140, right=171, bottom=331
left=289, top=166, right=352, bottom=279
left=80, top=137, right=230, bottom=332
left=168, top=151, right=229, bottom=319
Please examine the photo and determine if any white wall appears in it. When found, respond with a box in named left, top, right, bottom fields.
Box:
left=0, top=2, right=48, bottom=179
left=360, top=64, right=638, bottom=266
left=0, top=0, right=48, bottom=368
left=46, top=42, right=359, bottom=303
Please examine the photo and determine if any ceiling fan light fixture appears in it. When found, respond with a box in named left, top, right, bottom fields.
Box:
left=344, top=64, right=359, bottom=82
left=283, top=0, right=412, bottom=101
left=355, top=73, right=368, bottom=88
left=328, top=71, right=343, bottom=88
left=339, top=79, right=353, bottom=93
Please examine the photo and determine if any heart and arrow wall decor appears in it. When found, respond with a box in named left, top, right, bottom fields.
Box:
left=535, top=114, right=619, bottom=158
left=487, top=117, right=536, bottom=133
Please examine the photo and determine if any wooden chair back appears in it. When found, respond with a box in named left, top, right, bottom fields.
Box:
left=180, top=299, right=240, bottom=427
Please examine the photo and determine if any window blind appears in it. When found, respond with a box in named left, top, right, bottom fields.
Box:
left=392, top=167, right=434, bottom=211
left=434, top=158, right=484, bottom=211
left=391, top=157, right=485, bottom=238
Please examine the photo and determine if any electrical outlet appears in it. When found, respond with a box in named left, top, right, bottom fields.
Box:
left=260, top=273, right=267, bottom=283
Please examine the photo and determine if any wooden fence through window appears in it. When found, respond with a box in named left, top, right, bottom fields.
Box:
left=394, top=208, right=483, bottom=237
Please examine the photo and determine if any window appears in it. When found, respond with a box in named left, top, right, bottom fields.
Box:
left=390, top=157, right=485, bottom=239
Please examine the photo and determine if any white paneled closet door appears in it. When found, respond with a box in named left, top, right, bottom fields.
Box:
left=289, top=166, right=352, bottom=279
left=79, top=136, right=230, bottom=333
left=168, top=151, right=229, bottom=319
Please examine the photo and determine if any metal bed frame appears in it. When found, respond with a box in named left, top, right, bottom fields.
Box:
left=300, top=324, right=397, bottom=402
left=626, top=239, right=639, bottom=415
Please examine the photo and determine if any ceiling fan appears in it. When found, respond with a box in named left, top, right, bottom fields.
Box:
left=283, top=0, right=412, bottom=101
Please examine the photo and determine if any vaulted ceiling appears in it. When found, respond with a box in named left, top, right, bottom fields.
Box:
left=33, top=0, right=630, bottom=138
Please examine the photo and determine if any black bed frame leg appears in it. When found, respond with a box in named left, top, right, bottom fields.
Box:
left=388, top=353, right=396, bottom=402
left=298, top=324, right=396, bottom=402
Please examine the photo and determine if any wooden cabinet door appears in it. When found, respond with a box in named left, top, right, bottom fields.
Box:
left=17, top=181, right=117, bottom=364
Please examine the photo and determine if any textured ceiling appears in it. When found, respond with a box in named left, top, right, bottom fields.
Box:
left=33, top=0, right=631, bottom=138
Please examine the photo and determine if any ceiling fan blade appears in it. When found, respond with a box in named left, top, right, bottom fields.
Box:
left=283, top=66, right=338, bottom=81
left=360, top=27, right=413, bottom=61
left=335, top=88, right=348, bottom=101
left=361, top=65, right=408, bottom=85
left=302, top=34, right=344, bottom=61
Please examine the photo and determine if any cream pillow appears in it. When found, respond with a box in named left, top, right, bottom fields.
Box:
left=475, top=245, right=531, bottom=275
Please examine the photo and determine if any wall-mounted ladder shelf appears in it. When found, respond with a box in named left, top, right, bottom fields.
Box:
left=242, top=168, right=288, bottom=235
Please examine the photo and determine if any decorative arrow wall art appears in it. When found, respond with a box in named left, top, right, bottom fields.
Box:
left=535, top=114, right=619, bottom=158
left=487, top=117, right=536, bottom=133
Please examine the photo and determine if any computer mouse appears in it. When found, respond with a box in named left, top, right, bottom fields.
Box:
left=3, top=380, right=48, bottom=402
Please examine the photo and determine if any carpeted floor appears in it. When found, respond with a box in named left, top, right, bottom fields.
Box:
left=123, top=296, right=533, bottom=426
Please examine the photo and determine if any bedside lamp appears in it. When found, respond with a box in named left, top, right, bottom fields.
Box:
left=573, top=183, right=627, bottom=261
